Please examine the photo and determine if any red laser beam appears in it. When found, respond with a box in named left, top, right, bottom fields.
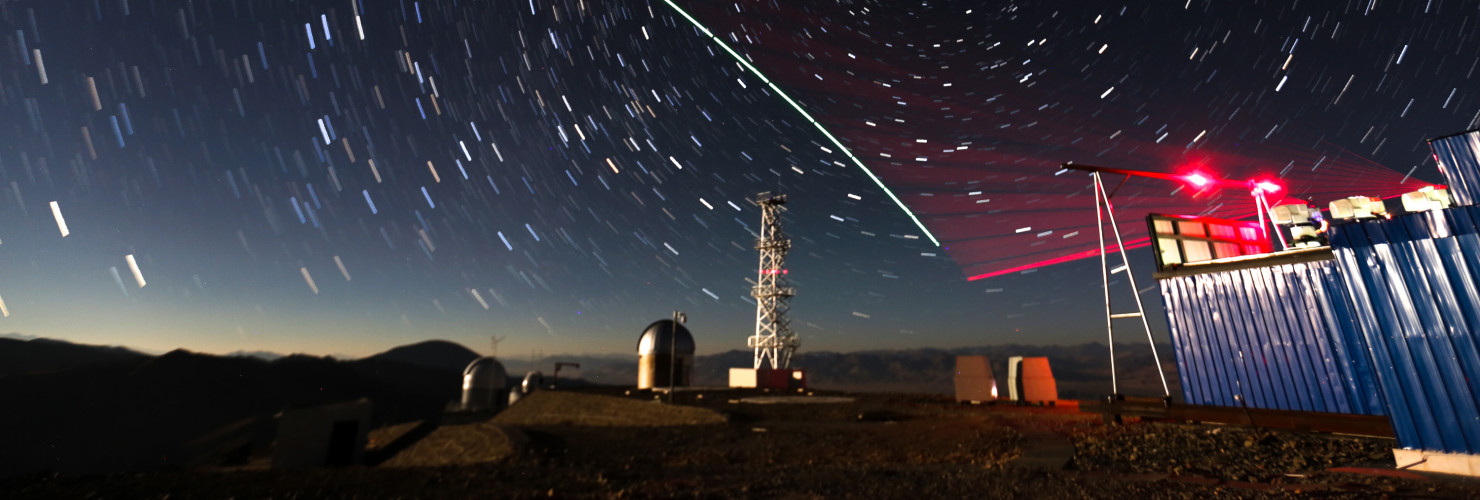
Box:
left=967, top=237, right=1153, bottom=281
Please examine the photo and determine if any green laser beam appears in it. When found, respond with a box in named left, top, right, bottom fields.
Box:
left=660, top=0, right=941, bottom=246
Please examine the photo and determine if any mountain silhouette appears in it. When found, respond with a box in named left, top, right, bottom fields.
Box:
left=366, top=339, right=483, bottom=372
left=0, top=337, right=148, bottom=376
left=225, top=350, right=286, bottom=361
left=0, top=339, right=479, bottom=477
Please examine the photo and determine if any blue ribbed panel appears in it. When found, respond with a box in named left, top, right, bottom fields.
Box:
left=1328, top=208, right=1480, bottom=454
left=1429, top=130, right=1480, bottom=206
left=1158, top=260, right=1386, bottom=415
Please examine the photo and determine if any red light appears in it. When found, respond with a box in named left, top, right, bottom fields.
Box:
left=1252, top=180, right=1281, bottom=194
left=967, top=238, right=1153, bottom=281
left=1185, top=173, right=1211, bottom=188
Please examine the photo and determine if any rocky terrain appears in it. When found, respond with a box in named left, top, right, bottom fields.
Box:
left=5, top=388, right=1479, bottom=499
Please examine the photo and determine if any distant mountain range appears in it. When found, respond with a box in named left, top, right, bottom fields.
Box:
left=549, top=343, right=1179, bottom=399
left=0, top=333, right=1178, bottom=398
left=224, top=350, right=287, bottom=361
left=0, top=336, right=149, bottom=376
left=0, top=332, right=38, bottom=341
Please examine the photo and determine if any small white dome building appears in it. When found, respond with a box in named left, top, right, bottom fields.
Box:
left=461, top=356, right=508, bottom=412
left=636, top=319, right=695, bottom=389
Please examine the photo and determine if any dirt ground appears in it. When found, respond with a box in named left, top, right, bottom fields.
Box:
left=5, top=388, right=1480, bottom=499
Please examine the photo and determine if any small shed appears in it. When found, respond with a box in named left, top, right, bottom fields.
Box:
left=272, top=398, right=372, bottom=469
left=728, top=367, right=806, bottom=390
left=953, top=355, right=996, bottom=403
left=1007, top=356, right=1058, bottom=403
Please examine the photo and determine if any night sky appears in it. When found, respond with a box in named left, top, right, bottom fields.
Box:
left=0, top=0, right=1473, bottom=359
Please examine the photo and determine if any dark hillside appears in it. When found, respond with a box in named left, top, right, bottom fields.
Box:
left=0, top=341, right=475, bottom=477
left=0, top=337, right=148, bottom=376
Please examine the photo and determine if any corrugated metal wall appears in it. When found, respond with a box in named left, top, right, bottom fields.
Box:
left=1328, top=209, right=1480, bottom=454
left=1430, top=130, right=1480, bottom=206
left=1159, top=259, right=1386, bottom=415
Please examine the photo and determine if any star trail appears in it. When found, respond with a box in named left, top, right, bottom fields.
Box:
left=0, top=1, right=1474, bottom=357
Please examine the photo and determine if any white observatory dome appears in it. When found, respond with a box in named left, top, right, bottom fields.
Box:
left=463, top=357, right=508, bottom=389
left=461, top=356, right=508, bottom=412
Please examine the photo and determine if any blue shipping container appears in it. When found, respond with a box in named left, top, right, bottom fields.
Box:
left=1157, top=251, right=1386, bottom=415
left=1430, top=129, right=1480, bottom=206
left=1328, top=208, right=1480, bottom=454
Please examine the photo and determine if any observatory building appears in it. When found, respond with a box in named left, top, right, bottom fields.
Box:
left=460, top=356, right=508, bottom=413
left=1007, top=356, right=1058, bottom=404
left=953, top=355, right=997, bottom=404
left=636, top=319, right=695, bottom=389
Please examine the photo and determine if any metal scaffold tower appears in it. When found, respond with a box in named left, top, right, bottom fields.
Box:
left=749, top=192, right=799, bottom=369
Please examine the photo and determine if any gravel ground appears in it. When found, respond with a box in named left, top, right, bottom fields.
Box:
left=373, top=419, right=516, bottom=468
left=492, top=391, right=728, bottom=427
left=1070, top=421, right=1395, bottom=480
left=1067, top=419, right=1480, bottom=498
left=4, top=389, right=1479, bottom=499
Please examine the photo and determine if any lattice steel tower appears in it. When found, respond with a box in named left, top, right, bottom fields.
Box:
left=748, top=192, right=799, bottom=369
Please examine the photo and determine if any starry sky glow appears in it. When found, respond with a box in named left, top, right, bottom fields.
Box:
left=0, top=0, right=1474, bottom=358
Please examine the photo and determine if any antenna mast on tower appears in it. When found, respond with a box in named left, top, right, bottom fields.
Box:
left=490, top=335, right=505, bottom=357
left=749, top=192, right=798, bottom=369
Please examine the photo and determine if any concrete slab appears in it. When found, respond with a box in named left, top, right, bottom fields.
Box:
left=1394, top=449, right=1480, bottom=478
